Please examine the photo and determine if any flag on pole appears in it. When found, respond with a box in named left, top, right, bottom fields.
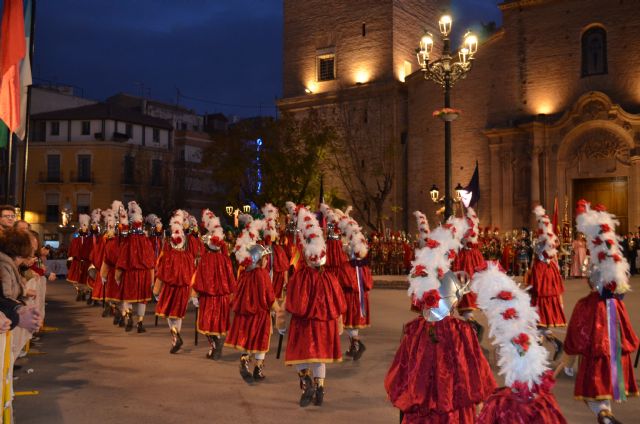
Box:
left=15, top=0, right=32, bottom=141
left=461, top=161, right=480, bottom=208
left=0, top=0, right=26, bottom=134
left=551, top=196, right=559, bottom=236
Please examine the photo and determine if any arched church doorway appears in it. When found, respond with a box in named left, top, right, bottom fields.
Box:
left=573, top=177, right=628, bottom=233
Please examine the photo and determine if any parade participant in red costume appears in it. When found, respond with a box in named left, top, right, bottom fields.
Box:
left=115, top=201, right=155, bottom=333
left=67, top=214, right=94, bottom=301
left=285, top=206, right=346, bottom=407
left=146, top=214, right=164, bottom=264
left=86, top=208, right=102, bottom=305
left=473, top=263, right=566, bottom=424
left=564, top=200, right=638, bottom=424
left=385, top=218, right=496, bottom=423
left=154, top=213, right=196, bottom=353
left=193, top=209, right=236, bottom=359
left=262, top=204, right=289, bottom=335
left=285, top=201, right=303, bottom=274
left=95, top=208, right=116, bottom=317
left=187, top=213, right=205, bottom=264
left=453, top=206, right=486, bottom=339
left=335, top=207, right=373, bottom=360
left=225, top=218, right=276, bottom=382
left=101, top=201, right=124, bottom=324
left=529, top=205, right=565, bottom=360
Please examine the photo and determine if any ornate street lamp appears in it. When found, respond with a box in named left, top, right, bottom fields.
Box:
left=429, top=184, right=440, bottom=204
left=417, top=15, right=478, bottom=219
left=454, top=182, right=464, bottom=203
left=242, top=204, right=251, bottom=214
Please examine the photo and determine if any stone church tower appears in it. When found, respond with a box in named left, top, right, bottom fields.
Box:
left=278, top=0, right=447, bottom=231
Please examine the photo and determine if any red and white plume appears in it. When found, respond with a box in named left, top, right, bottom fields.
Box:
left=336, top=209, right=368, bottom=259
left=261, top=203, right=279, bottom=243
left=102, top=209, right=116, bottom=231
left=285, top=201, right=297, bottom=218
left=187, top=214, right=198, bottom=229
left=576, top=200, right=630, bottom=294
left=234, top=218, right=265, bottom=266
left=472, top=263, right=550, bottom=391
left=111, top=200, right=124, bottom=223
left=91, top=208, right=102, bottom=225
left=296, top=206, right=326, bottom=267
left=462, top=207, right=480, bottom=246
left=78, top=214, right=90, bottom=228
left=319, top=203, right=338, bottom=225
left=145, top=214, right=161, bottom=227
left=174, top=209, right=188, bottom=226
left=128, top=201, right=143, bottom=223
left=169, top=213, right=185, bottom=247
left=202, top=209, right=223, bottom=245
left=238, top=213, right=253, bottom=229
left=533, top=205, right=558, bottom=260
left=408, top=219, right=468, bottom=303
left=413, top=210, right=430, bottom=248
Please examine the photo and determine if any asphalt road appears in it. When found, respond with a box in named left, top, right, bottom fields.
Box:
left=12, top=276, right=640, bottom=424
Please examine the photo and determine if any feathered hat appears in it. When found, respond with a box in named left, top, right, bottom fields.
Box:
left=413, top=210, right=430, bottom=248
left=78, top=213, right=90, bottom=229
left=575, top=199, right=630, bottom=294
left=472, top=262, right=552, bottom=394
left=261, top=203, right=279, bottom=243
left=336, top=208, right=368, bottom=259
left=90, top=208, right=102, bottom=226
left=145, top=213, right=162, bottom=228
left=111, top=200, right=125, bottom=224
left=169, top=211, right=186, bottom=247
left=102, top=209, right=116, bottom=232
left=234, top=218, right=266, bottom=267
left=128, top=201, right=143, bottom=224
left=533, top=205, right=558, bottom=260
left=462, top=207, right=480, bottom=247
left=296, top=206, right=326, bottom=267
left=238, top=213, right=254, bottom=229
left=202, top=209, right=224, bottom=246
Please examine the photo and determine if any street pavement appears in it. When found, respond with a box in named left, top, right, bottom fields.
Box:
left=12, top=276, right=640, bottom=424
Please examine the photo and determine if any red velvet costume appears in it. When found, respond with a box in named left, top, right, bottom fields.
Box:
left=116, top=226, right=155, bottom=303
left=149, top=230, right=164, bottom=265
left=339, top=258, right=373, bottom=329
left=284, top=266, right=346, bottom=364
left=187, top=232, right=205, bottom=262
left=155, top=244, right=195, bottom=319
left=103, top=237, right=122, bottom=302
left=90, top=234, right=107, bottom=301
left=385, top=316, right=497, bottom=423
left=528, top=259, right=566, bottom=327
left=67, top=231, right=93, bottom=285
left=266, top=243, right=289, bottom=300
left=477, top=384, right=567, bottom=424
left=225, top=267, right=275, bottom=353
left=564, top=291, right=639, bottom=401
left=453, top=243, right=485, bottom=312
left=193, top=243, right=237, bottom=336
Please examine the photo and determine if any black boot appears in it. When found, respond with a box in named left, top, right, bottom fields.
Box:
left=136, top=321, right=146, bottom=333
left=170, top=330, right=183, bottom=354
left=345, top=337, right=356, bottom=357
left=212, top=336, right=222, bottom=360
left=86, top=292, right=93, bottom=305
left=125, top=312, right=134, bottom=332
left=547, top=334, right=563, bottom=361
left=313, top=378, right=325, bottom=406
left=112, top=307, right=121, bottom=325
left=118, top=313, right=126, bottom=328
left=239, top=354, right=253, bottom=383
left=352, top=339, right=366, bottom=361
left=253, top=360, right=265, bottom=381
left=101, top=306, right=109, bottom=318
left=75, top=289, right=82, bottom=302
left=298, top=370, right=315, bottom=407
left=206, top=336, right=215, bottom=359
left=597, top=410, right=622, bottom=424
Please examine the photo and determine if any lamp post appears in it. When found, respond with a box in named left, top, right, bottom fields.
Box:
left=225, top=204, right=252, bottom=228
left=417, top=15, right=478, bottom=219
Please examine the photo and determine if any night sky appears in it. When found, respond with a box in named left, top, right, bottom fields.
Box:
left=34, top=0, right=502, bottom=118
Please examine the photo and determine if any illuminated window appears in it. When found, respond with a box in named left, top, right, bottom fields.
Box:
left=582, top=26, right=607, bottom=77
left=318, top=54, right=336, bottom=81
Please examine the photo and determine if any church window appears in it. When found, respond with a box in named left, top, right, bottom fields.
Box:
left=318, top=54, right=336, bottom=81
left=581, top=26, right=607, bottom=77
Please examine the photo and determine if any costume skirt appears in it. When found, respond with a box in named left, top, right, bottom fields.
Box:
left=224, top=310, right=272, bottom=353
left=121, top=269, right=153, bottom=303
left=285, top=316, right=342, bottom=364
left=197, top=294, right=231, bottom=336
left=155, top=284, right=190, bottom=319
left=343, top=289, right=370, bottom=328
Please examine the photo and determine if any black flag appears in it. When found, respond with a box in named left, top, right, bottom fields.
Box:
left=463, top=161, right=480, bottom=208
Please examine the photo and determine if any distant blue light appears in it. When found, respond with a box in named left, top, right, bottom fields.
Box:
left=256, top=138, right=262, bottom=146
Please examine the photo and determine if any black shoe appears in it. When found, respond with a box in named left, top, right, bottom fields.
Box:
left=299, top=375, right=315, bottom=407
left=352, top=340, right=366, bottom=361
left=239, top=355, right=253, bottom=383
left=253, top=364, right=265, bottom=381
left=550, top=336, right=563, bottom=362
left=101, top=307, right=109, bottom=318
left=86, top=293, right=93, bottom=305
left=112, top=308, right=121, bottom=325
left=345, top=337, right=356, bottom=357
left=212, top=336, right=222, bottom=360
left=170, top=332, right=183, bottom=354
left=314, top=385, right=324, bottom=406
left=118, top=315, right=126, bottom=328
left=597, top=410, right=622, bottom=424
left=125, top=314, right=134, bottom=332
left=136, top=322, right=146, bottom=333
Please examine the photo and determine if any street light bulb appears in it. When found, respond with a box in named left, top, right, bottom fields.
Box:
left=429, top=184, right=440, bottom=203
left=439, top=15, right=452, bottom=36
left=242, top=205, right=251, bottom=214
left=455, top=183, right=464, bottom=202
left=420, top=32, right=434, bottom=55
left=458, top=47, right=469, bottom=64
left=464, top=31, right=478, bottom=55
left=225, top=206, right=233, bottom=216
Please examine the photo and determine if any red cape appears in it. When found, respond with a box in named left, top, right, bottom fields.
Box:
left=192, top=248, right=236, bottom=296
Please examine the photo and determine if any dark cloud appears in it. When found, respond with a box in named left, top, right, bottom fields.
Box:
left=34, top=0, right=501, bottom=117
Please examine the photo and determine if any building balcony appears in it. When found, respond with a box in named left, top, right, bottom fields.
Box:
left=69, top=171, right=95, bottom=184
left=38, top=172, right=63, bottom=183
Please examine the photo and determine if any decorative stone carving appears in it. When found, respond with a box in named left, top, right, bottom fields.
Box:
left=581, top=100, right=608, bottom=120
left=577, top=129, right=629, bottom=165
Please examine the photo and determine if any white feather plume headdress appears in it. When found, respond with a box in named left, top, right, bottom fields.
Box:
left=533, top=205, right=558, bottom=260
left=234, top=218, right=265, bottom=266
left=413, top=210, right=430, bottom=248
left=111, top=200, right=124, bottom=224
left=202, top=209, right=224, bottom=244
left=576, top=199, right=630, bottom=294
left=238, top=213, right=254, bottom=229
left=78, top=213, right=90, bottom=228
left=169, top=213, right=185, bottom=246
left=336, top=207, right=368, bottom=259
left=145, top=213, right=161, bottom=227
left=472, top=263, right=550, bottom=391
left=90, top=208, right=102, bottom=225
left=462, top=207, right=480, bottom=246
left=296, top=206, right=326, bottom=267
left=128, top=201, right=143, bottom=223
left=102, top=209, right=116, bottom=231
left=261, top=203, right=279, bottom=243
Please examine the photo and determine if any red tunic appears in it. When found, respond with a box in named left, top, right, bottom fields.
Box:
left=285, top=266, right=346, bottom=364
left=453, top=244, right=486, bottom=312
left=338, top=259, right=373, bottom=329
left=224, top=267, right=275, bottom=353
left=116, top=233, right=155, bottom=303
left=149, top=233, right=164, bottom=269
left=188, top=233, right=205, bottom=261
left=103, top=237, right=123, bottom=302
left=155, top=245, right=195, bottom=319
left=266, top=244, right=289, bottom=300
left=564, top=291, right=639, bottom=401
left=477, top=386, right=567, bottom=424
left=89, top=235, right=107, bottom=300
left=529, top=259, right=566, bottom=327
left=67, top=232, right=93, bottom=285
left=385, top=316, right=496, bottom=423
left=193, top=244, right=237, bottom=336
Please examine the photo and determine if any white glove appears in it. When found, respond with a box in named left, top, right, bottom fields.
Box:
left=101, top=276, right=107, bottom=285
left=191, top=297, right=199, bottom=308
left=278, top=327, right=286, bottom=336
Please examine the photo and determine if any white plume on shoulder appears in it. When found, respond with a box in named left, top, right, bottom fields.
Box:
left=413, top=210, right=429, bottom=248
left=533, top=205, right=558, bottom=259
left=78, top=214, right=90, bottom=227
left=320, top=203, right=338, bottom=224
left=471, top=263, right=548, bottom=389
left=169, top=214, right=185, bottom=245
left=445, top=215, right=470, bottom=243
left=128, top=201, right=143, bottom=223
left=296, top=206, right=326, bottom=266
left=111, top=200, right=124, bottom=216
left=576, top=200, right=630, bottom=294
left=337, top=213, right=368, bottom=258
left=91, top=208, right=102, bottom=225
left=285, top=201, right=297, bottom=217
left=261, top=203, right=279, bottom=242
